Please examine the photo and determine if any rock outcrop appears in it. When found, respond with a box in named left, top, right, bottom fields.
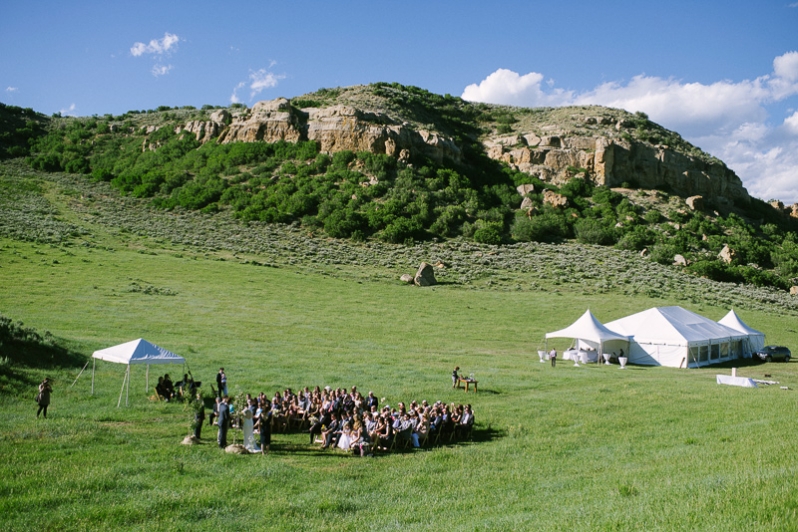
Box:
left=185, top=98, right=462, bottom=165
left=484, top=133, right=750, bottom=205
left=169, top=95, right=752, bottom=206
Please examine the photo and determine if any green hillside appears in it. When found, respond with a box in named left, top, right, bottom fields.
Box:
left=1, top=160, right=798, bottom=530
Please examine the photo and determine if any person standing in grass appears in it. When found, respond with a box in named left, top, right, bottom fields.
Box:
left=193, top=393, right=205, bottom=440
left=452, top=367, right=460, bottom=388
left=549, top=348, right=557, bottom=368
left=216, top=368, right=227, bottom=398
left=217, top=396, right=230, bottom=448
left=36, top=377, right=52, bottom=418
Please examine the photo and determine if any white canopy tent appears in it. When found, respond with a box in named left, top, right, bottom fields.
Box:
left=718, top=309, right=765, bottom=357
left=605, top=306, right=749, bottom=368
left=88, top=339, right=186, bottom=406
left=545, top=309, right=630, bottom=361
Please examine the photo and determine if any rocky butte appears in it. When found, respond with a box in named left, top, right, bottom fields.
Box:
left=172, top=88, right=755, bottom=210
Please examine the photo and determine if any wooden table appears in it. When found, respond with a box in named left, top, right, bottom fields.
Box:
left=457, top=378, right=478, bottom=392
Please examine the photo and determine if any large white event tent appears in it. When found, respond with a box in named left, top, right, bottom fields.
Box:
left=604, top=306, right=748, bottom=368
left=718, top=309, right=765, bottom=357
left=545, top=309, right=630, bottom=359
left=89, top=339, right=186, bottom=407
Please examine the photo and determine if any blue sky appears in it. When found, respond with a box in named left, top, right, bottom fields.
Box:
left=2, top=1, right=798, bottom=202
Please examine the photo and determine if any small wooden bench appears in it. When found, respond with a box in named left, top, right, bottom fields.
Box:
left=456, top=378, right=478, bottom=392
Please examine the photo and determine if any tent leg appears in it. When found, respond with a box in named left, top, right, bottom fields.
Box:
left=126, top=365, right=130, bottom=407
left=117, top=366, right=128, bottom=408
left=91, top=358, right=95, bottom=395
left=146, top=364, right=149, bottom=394
left=71, top=360, right=90, bottom=388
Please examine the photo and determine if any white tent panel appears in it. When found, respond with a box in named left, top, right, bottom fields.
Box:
left=605, top=306, right=749, bottom=368
left=718, top=310, right=765, bottom=355
left=545, top=309, right=629, bottom=344
left=92, top=338, right=185, bottom=365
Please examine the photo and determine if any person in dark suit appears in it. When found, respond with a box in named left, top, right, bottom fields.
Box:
left=321, top=412, right=341, bottom=449
left=215, top=368, right=225, bottom=398
left=366, top=391, right=378, bottom=410
left=193, top=392, right=205, bottom=440
left=217, top=396, right=230, bottom=448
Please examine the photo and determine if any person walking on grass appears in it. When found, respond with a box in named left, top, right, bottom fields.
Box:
left=217, top=396, right=230, bottom=448
left=216, top=368, right=228, bottom=397
left=36, top=377, right=52, bottom=418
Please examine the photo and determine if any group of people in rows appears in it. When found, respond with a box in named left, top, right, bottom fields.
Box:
left=205, top=384, right=475, bottom=456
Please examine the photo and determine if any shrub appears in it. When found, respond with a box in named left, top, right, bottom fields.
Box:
left=574, top=218, right=616, bottom=245
left=473, top=222, right=503, bottom=245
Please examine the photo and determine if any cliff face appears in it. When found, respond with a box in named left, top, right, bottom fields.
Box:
left=180, top=98, right=462, bottom=165
left=485, top=133, right=749, bottom=206
left=174, top=95, right=750, bottom=205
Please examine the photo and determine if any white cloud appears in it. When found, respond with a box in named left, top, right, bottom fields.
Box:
left=130, top=32, right=179, bottom=57
left=151, top=64, right=173, bottom=77
left=462, top=69, right=573, bottom=107
left=6, top=86, right=18, bottom=93
left=59, top=103, right=76, bottom=116
left=462, top=51, right=798, bottom=203
left=230, top=68, right=286, bottom=103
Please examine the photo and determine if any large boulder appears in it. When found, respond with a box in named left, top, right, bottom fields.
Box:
left=543, top=189, right=569, bottom=209
left=414, top=263, right=437, bottom=286
left=673, top=254, right=688, bottom=266
left=399, top=274, right=414, bottom=284
left=686, top=195, right=704, bottom=211
left=718, top=244, right=735, bottom=264
left=790, top=286, right=798, bottom=296
left=516, top=184, right=535, bottom=197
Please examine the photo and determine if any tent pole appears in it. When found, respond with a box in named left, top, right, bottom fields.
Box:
left=126, top=365, right=130, bottom=407
left=146, top=364, right=149, bottom=394
left=71, top=359, right=90, bottom=388
left=117, top=366, right=128, bottom=408
left=91, top=358, right=95, bottom=395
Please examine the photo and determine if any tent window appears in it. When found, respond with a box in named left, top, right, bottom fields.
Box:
left=721, top=343, right=729, bottom=358
left=733, top=341, right=741, bottom=357
left=699, top=346, right=709, bottom=362
left=689, top=346, right=699, bottom=364
left=710, top=344, right=720, bottom=360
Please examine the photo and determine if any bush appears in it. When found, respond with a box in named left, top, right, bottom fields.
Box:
left=574, top=218, right=616, bottom=245
left=473, top=222, right=503, bottom=245
left=511, top=211, right=570, bottom=243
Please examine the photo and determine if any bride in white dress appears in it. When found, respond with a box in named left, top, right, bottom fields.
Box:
left=242, top=403, right=260, bottom=453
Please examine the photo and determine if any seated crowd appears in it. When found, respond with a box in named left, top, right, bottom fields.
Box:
left=155, top=373, right=199, bottom=402
left=211, top=385, right=475, bottom=456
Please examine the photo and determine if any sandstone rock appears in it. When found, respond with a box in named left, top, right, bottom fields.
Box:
left=523, top=133, right=541, bottom=146
left=209, top=109, right=231, bottom=125
left=718, top=244, right=735, bottom=264
left=640, top=248, right=649, bottom=258
left=400, top=274, right=414, bottom=284
left=791, top=286, right=798, bottom=296
left=673, top=254, right=687, bottom=266
left=540, top=136, right=561, bottom=148
left=414, top=262, right=437, bottom=286
left=543, top=189, right=568, bottom=208
left=791, top=204, right=798, bottom=219
left=516, top=184, right=535, bottom=197
left=181, top=435, right=200, bottom=445
left=771, top=200, right=785, bottom=211
left=225, top=444, right=249, bottom=454
left=686, top=195, right=704, bottom=211
left=520, top=197, right=534, bottom=212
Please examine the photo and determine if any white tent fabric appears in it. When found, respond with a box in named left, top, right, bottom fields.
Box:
left=545, top=309, right=630, bottom=360
left=92, top=338, right=185, bottom=365
left=89, top=339, right=185, bottom=406
left=546, top=309, right=630, bottom=343
left=718, top=310, right=765, bottom=356
left=605, top=306, right=749, bottom=368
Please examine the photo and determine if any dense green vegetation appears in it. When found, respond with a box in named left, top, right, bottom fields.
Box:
left=2, top=161, right=798, bottom=529
left=3, top=83, right=798, bottom=291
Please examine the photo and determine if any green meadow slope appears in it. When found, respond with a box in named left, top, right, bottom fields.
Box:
left=2, top=162, right=798, bottom=530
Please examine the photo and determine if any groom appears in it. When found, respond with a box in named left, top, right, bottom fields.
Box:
left=217, top=396, right=230, bottom=448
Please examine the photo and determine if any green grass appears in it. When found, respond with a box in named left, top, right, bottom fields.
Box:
left=3, top=169, right=798, bottom=530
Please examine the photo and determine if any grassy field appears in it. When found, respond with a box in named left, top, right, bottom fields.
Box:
left=2, top=167, right=798, bottom=530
